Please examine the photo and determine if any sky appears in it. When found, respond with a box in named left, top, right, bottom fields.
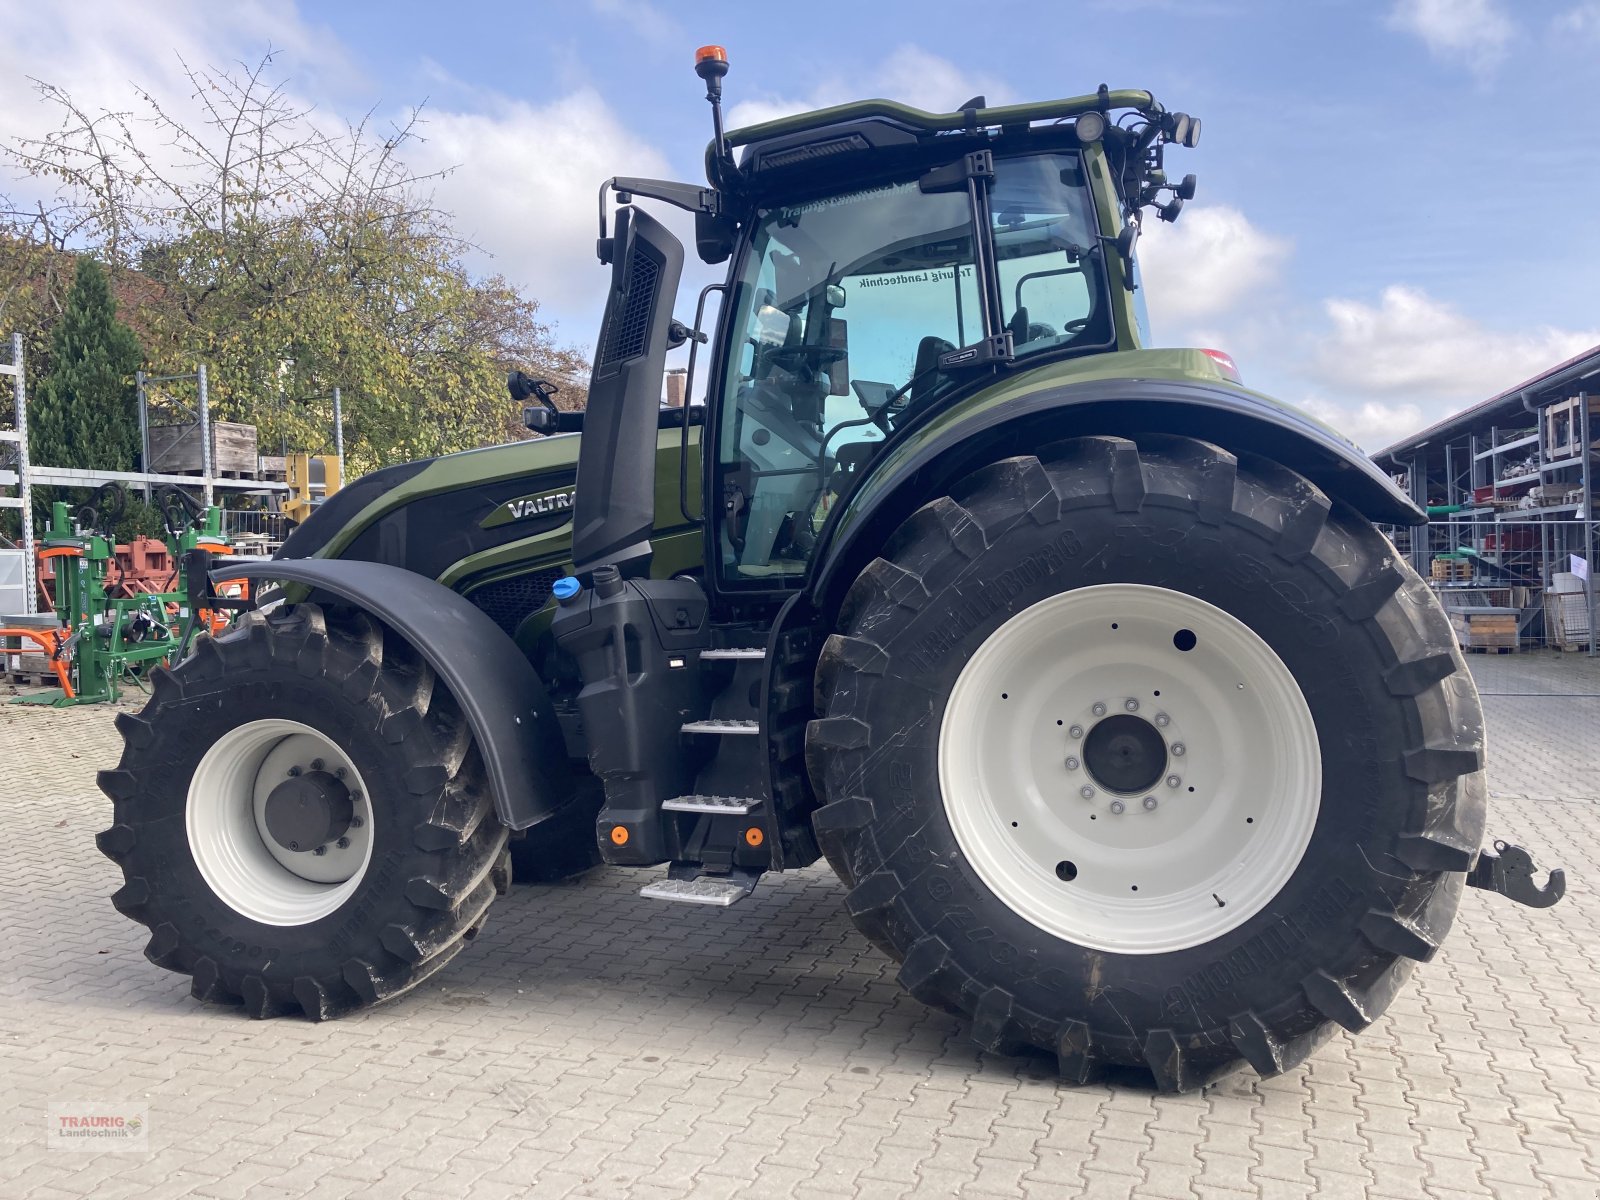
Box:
left=0, top=0, right=1596, bottom=450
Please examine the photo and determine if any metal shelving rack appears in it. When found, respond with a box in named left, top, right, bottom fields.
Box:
left=0, top=333, right=296, bottom=614
left=1385, top=380, right=1596, bottom=655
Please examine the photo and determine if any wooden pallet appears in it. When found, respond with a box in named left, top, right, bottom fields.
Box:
left=162, top=467, right=261, bottom=480
left=1450, top=611, right=1518, bottom=652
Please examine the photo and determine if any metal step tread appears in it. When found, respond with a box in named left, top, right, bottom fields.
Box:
left=639, top=877, right=754, bottom=906
left=662, top=795, right=760, bottom=814
left=701, top=647, right=767, bottom=660
left=681, top=719, right=760, bottom=735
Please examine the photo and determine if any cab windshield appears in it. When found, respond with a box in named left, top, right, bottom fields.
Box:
left=716, top=151, right=1104, bottom=584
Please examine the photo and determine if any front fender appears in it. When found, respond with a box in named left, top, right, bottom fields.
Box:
left=218, top=558, right=574, bottom=832
left=807, top=374, right=1421, bottom=618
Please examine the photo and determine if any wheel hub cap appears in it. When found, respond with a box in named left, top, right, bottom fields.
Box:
left=186, top=720, right=375, bottom=926
left=1082, top=714, right=1168, bottom=795
left=263, top=770, right=353, bottom=853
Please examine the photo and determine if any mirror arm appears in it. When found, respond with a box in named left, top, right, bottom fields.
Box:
left=599, top=176, right=722, bottom=244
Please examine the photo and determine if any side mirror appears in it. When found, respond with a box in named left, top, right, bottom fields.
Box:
left=1112, top=224, right=1140, bottom=291
left=696, top=211, right=736, bottom=264
left=523, top=405, right=559, bottom=434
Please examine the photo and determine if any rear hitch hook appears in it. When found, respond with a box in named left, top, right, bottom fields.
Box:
left=1465, top=840, right=1566, bottom=909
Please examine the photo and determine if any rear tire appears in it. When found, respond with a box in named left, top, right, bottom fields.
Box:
left=97, top=603, right=508, bottom=1019
left=806, top=435, right=1485, bottom=1090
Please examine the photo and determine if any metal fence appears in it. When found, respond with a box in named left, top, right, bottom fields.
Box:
left=221, top=509, right=291, bottom=553
left=1390, top=512, right=1595, bottom=653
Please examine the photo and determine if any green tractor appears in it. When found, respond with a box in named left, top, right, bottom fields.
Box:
left=98, top=50, right=1563, bottom=1090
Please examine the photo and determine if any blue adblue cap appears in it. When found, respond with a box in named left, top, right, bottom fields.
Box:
left=552, top=576, right=582, bottom=604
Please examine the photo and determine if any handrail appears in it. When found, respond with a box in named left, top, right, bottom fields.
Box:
left=722, top=88, right=1160, bottom=149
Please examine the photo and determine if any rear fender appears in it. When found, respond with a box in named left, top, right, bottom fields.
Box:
left=218, top=558, right=574, bottom=832
left=806, top=376, right=1422, bottom=619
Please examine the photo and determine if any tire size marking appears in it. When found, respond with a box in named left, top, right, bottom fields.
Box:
left=907, top=532, right=1083, bottom=674
left=329, top=849, right=403, bottom=956
left=1162, top=876, right=1358, bottom=1017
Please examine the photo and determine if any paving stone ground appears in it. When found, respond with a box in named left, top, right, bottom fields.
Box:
left=0, top=651, right=1596, bottom=1199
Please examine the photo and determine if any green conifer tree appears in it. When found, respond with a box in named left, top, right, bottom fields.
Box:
left=29, top=258, right=143, bottom=475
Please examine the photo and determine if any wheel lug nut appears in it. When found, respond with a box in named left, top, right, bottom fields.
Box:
left=287, top=766, right=302, bottom=777
left=1142, top=796, right=1158, bottom=811
left=1171, top=742, right=1186, bottom=757
left=1065, top=756, right=1080, bottom=771
left=1124, top=698, right=1139, bottom=713
left=336, top=837, right=350, bottom=849
left=1167, top=775, right=1181, bottom=788
left=1109, top=800, right=1126, bottom=815
left=1068, top=724, right=1084, bottom=740
left=335, top=767, right=347, bottom=780
left=350, top=792, right=363, bottom=804
left=1080, top=785, right=1096, bottom=800
left=310, top=759, right=324, bottom=771
left=1091, top=702, right=1107, bottom=717
left=349, top=816, right=363, bottom=828
left=1154, top=712, right=1170, bottom=727
left=313, top=845, right=327, bottom=856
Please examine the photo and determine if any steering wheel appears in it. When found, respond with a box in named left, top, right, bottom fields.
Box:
left=766, top=344, right=846, bottom=375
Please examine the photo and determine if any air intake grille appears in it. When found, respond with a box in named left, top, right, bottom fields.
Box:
left=467, top=569, right=564, bottom=637
left=600, top=246, right=660, bottom=366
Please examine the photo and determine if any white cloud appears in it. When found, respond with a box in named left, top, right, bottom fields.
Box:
left=726, top=46, right=1012, bottom=132
left=587, top=0, right=680, bottom=46
left=1555, top=3, right=1600, bottom=35
left=1137, top=205, right=1291, bottom=328
left=404, top=89, right=673, bottom=328
left=1296, top=395, right=1431, bottom=452
left=1387, top=0, right=1514, bottom=73
left=1284, top=286, right=1598, bottom=450
left=1310, top=285, right=1596, bottom=400
left=0, top=1, right=354, bottom=159
left=0, top=3, right=671, bottom=346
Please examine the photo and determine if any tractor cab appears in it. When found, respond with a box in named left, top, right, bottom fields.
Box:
left=713, top=142, right=1113, bottom=584
left=570, top=50, right=1201, bottom=604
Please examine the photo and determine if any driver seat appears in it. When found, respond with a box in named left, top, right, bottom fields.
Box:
left=909, top=336, right=954, bottom=406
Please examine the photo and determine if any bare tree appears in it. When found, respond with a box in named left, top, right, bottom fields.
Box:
left=1, top=52, right=585, bottom=469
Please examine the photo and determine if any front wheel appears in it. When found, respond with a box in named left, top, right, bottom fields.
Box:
left=806, top=435, right=1486, bottom=1090
left=97, top=604, right=508, bottom=1019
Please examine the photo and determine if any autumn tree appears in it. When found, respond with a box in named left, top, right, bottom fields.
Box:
left=5, top=54, right=586, bottom=474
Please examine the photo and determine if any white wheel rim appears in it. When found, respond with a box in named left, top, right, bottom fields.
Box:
left=187, top=719, right=375, bottom=926
left=938, top=583, right=1320, bottom=955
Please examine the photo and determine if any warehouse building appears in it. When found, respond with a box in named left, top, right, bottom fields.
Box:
left=1374, top=345, right=1598, bottom=655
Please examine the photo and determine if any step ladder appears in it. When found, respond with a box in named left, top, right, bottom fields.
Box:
left=639, top=868, right=761, bottom=907
left=661, top=795, right=759, bottom=815
left=680, top=718, right=759, bottom=736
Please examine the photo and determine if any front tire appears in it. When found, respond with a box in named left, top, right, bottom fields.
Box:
left=806, top=435, right=1486, bottom=1090
left=97, top=604, right=509, bottom=1019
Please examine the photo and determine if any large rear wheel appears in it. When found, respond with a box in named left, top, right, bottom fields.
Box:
left=807, top=435, right=1486, bottom=1090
